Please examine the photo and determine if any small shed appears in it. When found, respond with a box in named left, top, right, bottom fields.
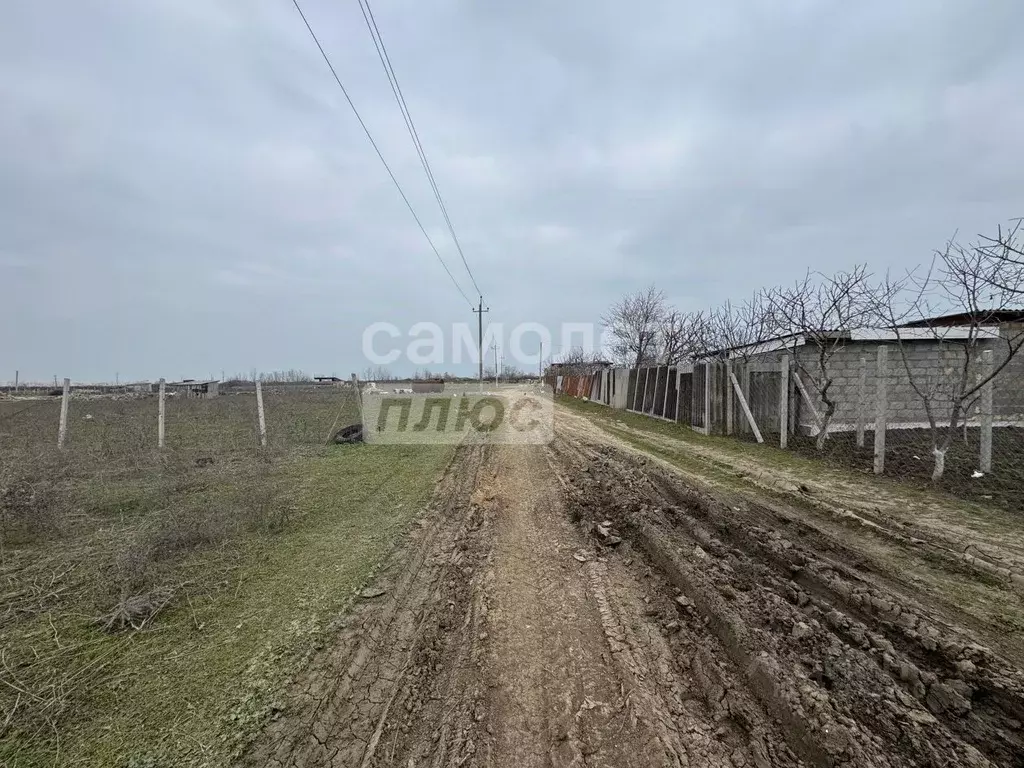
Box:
left=167, top=379, right=220, bottom=399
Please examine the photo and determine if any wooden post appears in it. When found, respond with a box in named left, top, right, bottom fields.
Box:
left=856, top=356, right=867, bottom=448
left=874, top=346, right=888, bottom=474
left=255, top=379, right=268, bottom=447
left=704, top=361, right=712, bottom=434
left=730, top=370, right=764, bottom=443
left=725, top=359, right=734, bottom=435
left=779, top=355, right=790, bottom=449
left=158, top=378, right=166, bottom=448
left=980, top=348, right=994, bottom=473
left=57, top=377, right=70, bottom=449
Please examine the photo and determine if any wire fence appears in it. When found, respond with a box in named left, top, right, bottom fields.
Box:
left=0, top=382, right=361, bottom=466
left=553, top=347, right=1024, bottom=507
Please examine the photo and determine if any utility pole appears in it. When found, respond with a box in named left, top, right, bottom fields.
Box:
left=490, top=341, right=499, bottom=388
left=472, top=296, right=489, bottom=391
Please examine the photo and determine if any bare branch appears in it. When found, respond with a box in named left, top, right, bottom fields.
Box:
left=601, top=285, right=667, bottom=369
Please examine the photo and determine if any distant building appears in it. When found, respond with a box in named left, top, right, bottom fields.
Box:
left=166, top=379, right=220, bottom=399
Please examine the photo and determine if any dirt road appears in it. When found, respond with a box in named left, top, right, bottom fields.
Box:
left=245, top=406, right=1024, bottom=767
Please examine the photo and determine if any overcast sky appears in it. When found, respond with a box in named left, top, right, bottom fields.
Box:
left=3, top=1, right=1023, bottom=382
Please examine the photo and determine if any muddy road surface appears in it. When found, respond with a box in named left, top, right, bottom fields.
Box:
left=244, top=411, right=1024, bottom=767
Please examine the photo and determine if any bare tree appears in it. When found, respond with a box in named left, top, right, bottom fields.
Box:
left=554, top=347, right=608, bottom=376
left=602, top=286, right=667, bottom=369
left=259, top=369, right=313, bottom=383
left=706, top=294, right=776, bottom=364
left=875, top=230, right=1024, bottom=482
left=657, top=310, right=719, bottom=364
left=977, top=219, right=1024, bottom=296
left=766, top=266, right=876, bottom=450
left=501, top=362, right=527, bottom=381
left=657, top=309, right=688, bottom=365
left=361, top=365, right=394, bottom=382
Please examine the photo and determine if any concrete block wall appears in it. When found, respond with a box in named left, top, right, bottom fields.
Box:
left=994, top=323, right=1024, bottom=421
left=785, top=339, right=1001, bottom=432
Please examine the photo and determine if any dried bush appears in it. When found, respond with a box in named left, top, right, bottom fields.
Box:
left=144, top=504, right=236, bottom=562
left=0, top=456, right=67, bottom=550
left=242, top=484, right=292, bottom=534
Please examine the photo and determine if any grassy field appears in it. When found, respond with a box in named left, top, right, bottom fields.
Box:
left=0, top=388, right=455, bottom=766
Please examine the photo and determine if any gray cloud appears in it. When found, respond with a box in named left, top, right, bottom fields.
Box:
left=2, top=0, right=1023, bottom=381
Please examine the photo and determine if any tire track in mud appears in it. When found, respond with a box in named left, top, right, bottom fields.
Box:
left=476, top=444, right=797, bottom=768
left=548, top=434, right=1024, bottom=767
left=584, top=415, right=1024, bottom=591
left=243, top=442, right=492, bottom=768
left=243, top=423, right=1024, bottom=767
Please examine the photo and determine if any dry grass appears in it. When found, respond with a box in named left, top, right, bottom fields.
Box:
left=0, top=386, right=448, bottom=766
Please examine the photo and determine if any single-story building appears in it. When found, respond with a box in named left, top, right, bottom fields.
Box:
left=555, top=311, right=1024, bottom=437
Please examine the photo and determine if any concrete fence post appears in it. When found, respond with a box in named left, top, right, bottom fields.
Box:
left=725, top=359, right=734, bottom=435
left=661, top=366, right=672, bottom=419
left=874, top=346, right=888, bottom=474
left=675, top=368, right=683, bottom=422
left=255, top=379, right=268, bottom=447
left=741, top=365, right=751, bottom=435
left=704, top=361, right=712, bottom=434
left=158, top=378, right=166, bottom=448
left=856, top=356, right=867, bottom=448
left=649, top=366, right=660, bottom=416
left=779, top=355, right=790, bottom=449
left=57, top=377, right=70, bottom=449
left=980, top=349, right=994, bottom=473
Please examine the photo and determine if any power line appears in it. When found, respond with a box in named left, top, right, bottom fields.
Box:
left=356, top=0, right=483, bottom=300
left=289, top=0, right=473, bottom=307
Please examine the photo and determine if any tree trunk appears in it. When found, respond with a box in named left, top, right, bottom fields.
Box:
left=815, top=402, right=836, bottom=451
left=815, top=425, right=828, bottom=451
left=933, top=405, right=964, bottom=483
left=931, top=447, right=947, bottom=483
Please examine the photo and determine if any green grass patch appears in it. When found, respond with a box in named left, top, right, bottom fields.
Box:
left=1, top=443, right=454, bottom=767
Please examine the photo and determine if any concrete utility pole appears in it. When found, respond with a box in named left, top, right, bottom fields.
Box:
left=57, top=378, right=70, bottom=449
left=473, top=296, right=489, bottom=390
